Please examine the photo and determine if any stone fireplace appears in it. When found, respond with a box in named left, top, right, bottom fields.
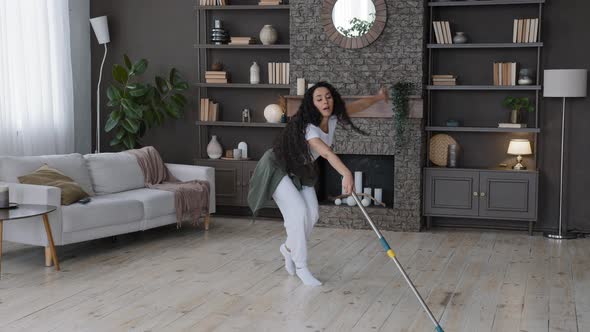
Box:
left=290, top=0, right=425, bottom=231
left=314, top=117, right=424, bottom=231
left=318, top=154, right=395, bottom=208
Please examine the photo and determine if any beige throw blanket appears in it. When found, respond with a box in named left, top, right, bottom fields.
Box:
left=127, top=146, right=210, bottom=228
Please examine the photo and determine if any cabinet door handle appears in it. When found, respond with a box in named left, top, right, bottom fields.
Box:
left=480, top=192, right=486, bottom=197
left=473, top=192, right=479, bottom=197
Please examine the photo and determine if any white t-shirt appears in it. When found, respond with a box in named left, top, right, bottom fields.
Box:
left=305, top=116, right=338, bottom=161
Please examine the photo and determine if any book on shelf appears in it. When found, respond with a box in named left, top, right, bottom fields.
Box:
left=498, top=123, right=527, bottom=128
left=493, top=62, right=516, bottom=86
left=229, top=37, right=256, bottom=45
left=205, top=71, right=228, bottom=83
left=513, top=18, right=538, bottom=43
left=259, top=0, right=282, bottom=5
left=268, top=62, right=289, bottom=84
left=432, top=21, right=453, bottom=44
left=432, top=74, right=457, bottom=85
left=199, top=0, right=227, bottom=5
left=199, top=98, right=219, bottom=121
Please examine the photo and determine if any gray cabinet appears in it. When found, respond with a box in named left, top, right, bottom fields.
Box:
left=424, top=169, right=479, bottom=217
left=424, top=168, right=538, bottom=232
left=196, top=159, right=276, bottom=208
left=479, top=171, right=537, bottom=220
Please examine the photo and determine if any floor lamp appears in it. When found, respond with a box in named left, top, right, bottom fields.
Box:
left=90, top=16, right=110, bottom=153
left=543, top=69, right=587, bottom=239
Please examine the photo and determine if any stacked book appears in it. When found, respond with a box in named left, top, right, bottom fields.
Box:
left=268, top=62, right=289, bottom=84
left=259, top=0, right=282, bottom=5
left=199, top=98, right=219, bottom=122
left=199, top=0, right=226, bottom=5
left=432, top=21, right=453, bottom=44
left=498, top=123, right=527, bottom=128
left=493, top=62, right=517, bottom=86
left=432, top=74, right=456, bottom=86
left=230, top=37, right=256, bottom=45
left=205, top=71, right=228, bottom=84
left=513, top=18, right=539, bottom=43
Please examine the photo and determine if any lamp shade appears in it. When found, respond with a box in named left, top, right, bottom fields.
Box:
left=543, top=69, right=587, bottom=98
left=507, top=139, right=532, bottom=156
left=90, top=16, right=110, bottom=44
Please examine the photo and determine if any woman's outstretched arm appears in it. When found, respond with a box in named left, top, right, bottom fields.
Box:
left=345, top=87, right=389, bottom=116
left=308, top=138, right=354, bottom=194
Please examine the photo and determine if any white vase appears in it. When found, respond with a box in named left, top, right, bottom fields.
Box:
left=250, top=62, right=260, bottom=84
left=259, top=25, right=278, bottom=45
left=238, top=141, right=248, bottom=159
left=206, top=135, right=222, bottom=159
left=264, top=104, right=283, bottom=123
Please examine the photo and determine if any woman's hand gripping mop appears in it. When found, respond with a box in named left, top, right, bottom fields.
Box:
left=350, top=191, right=444, bottom=332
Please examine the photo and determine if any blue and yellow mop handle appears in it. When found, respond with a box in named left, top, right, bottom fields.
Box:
left=350, top=191, right=444, bottom=332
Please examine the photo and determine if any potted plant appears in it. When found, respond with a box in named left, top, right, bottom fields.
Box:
left=393, top=81, right=415, bottom=148
left=105, top=54, right=189, bottom=150
left=502, top=96, right=534, bottom=124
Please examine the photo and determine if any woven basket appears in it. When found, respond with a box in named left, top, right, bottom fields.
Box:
left=429, top=134, right=458, bottom=167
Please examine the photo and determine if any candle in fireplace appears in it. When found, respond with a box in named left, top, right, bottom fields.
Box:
left=354, top=171, right=362, bottom=194
left=374, top=188, right=383, bottom=206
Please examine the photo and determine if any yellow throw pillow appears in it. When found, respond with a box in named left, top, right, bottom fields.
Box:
left=18, top=164, right=89, bottom=205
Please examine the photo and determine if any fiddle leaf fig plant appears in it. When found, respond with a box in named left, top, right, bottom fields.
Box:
left=105, top=54, right=189, bottom=150
left=502, top=96, right=534, bottom=112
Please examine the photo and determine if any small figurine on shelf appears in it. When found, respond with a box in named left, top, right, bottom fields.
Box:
left=242, top=108, right=251, bottom=122
left=280, top=112, right=287, bottom=123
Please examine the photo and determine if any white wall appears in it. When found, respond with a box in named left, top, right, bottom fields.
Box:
left=69, top=0, right=91, bottom=154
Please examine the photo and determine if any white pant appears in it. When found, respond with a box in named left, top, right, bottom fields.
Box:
left=272, top=175, right=319, bottom=268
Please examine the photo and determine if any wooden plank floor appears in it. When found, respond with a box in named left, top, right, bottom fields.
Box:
left=0, top=217, right=588, bottom=332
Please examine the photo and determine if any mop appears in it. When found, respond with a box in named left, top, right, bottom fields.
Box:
left=350, top=191, right=444, bottom=332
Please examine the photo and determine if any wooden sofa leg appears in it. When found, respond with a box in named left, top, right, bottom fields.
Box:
left=45, top=246, right=53, bottom=267
left=204, top=214, right=210, bottom=231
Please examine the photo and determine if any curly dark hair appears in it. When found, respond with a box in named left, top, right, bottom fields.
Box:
left=272, top=81, right=365, bottom=179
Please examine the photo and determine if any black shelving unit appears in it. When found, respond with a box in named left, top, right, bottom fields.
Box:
left=428, top=0, right=545, bottom=7
left=427, top=42, right=542, bottom=48
left=425, top=0, right=544, bottom=233
left=195, top=121, right=286, bottom=128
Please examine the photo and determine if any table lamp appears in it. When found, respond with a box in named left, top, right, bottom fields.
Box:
left=507, top=139, right=532, bottom=170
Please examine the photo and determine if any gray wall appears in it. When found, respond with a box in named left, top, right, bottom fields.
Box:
left=90, top=0, right=198, bottom=163
left=90, top=0, right=590, bottom=233
left=69, top=0, right=92, bottom=154
left=539, top=0, right=590, bottom=233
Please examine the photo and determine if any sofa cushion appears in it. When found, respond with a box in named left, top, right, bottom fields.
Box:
left=18, top=165, right=89, bottom=205
left=84, top=152, right=145, bottom=195
left=61, top=195, right=144, bottom=233
left=104, top=188, right=175, bottom=220
left=0, top=153, right=95, bottom=196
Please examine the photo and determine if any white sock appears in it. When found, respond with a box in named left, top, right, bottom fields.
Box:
left=295, top=266, right=322, bottom=286
left=280, top=243, right=295, bottom=276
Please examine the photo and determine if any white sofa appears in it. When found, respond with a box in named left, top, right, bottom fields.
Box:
left=0, top=152, right=215, bottom=254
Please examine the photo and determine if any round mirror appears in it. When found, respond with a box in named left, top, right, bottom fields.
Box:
left=322, top=0, right=386, bottom=49
left=332, top=0, right=376, bottom=38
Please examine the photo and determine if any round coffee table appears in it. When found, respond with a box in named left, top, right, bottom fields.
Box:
left=0, top=204, right=59, bottom=278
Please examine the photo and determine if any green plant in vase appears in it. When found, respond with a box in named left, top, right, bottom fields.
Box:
left=105, top=54, right=189, bottom=150
left=392, top=81, right=415, bottom=148
left=502, top=96, right=534, bottom=124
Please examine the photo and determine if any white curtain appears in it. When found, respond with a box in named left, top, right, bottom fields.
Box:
left=0, top=0, right=75, bottom=156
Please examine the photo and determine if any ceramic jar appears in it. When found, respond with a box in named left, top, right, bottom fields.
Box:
left=259, top=25, right=278, bottom=45
left=206, top=135, right=222, bottom=159
left=250, top=61, right=260, bottom=84
left=453, top=32, right=468, bottom=44
left=264, top=104, right=283, bottom=123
